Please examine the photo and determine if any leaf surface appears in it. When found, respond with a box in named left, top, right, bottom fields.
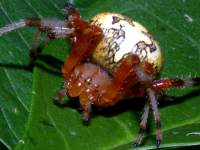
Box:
left=0, top=0, right=200, bottom=149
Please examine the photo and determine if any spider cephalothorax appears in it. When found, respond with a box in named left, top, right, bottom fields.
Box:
left=0, top=2, right=200, bottom=148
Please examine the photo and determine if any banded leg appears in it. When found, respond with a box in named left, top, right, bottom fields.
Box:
left=135, top=69, right=161, bottom=147
left=152, top=78, right=200, bottom=91
left=147, top=88, right=161, bottom=148
left=64, top=1, right=80, bottom=20
left=133, top=101, right=150, bottom=147
left=134, top=64, right=162, bottom=147
left=31, top=30, right=41, bottom=50
left=29, top=32, right=50, bottom=64
left=102, top=53, right=154, bottom=104
left=61, top=1, right=103, bottom=79
left=0, top=18, right=75, bottom=65
left=53, top=88, right=67, bottom=105
left=100, top=54, right=161, bottom=147
left=102, top=54, right=141, bottom=101
left=81, top=103, right=92, bottom=123
left=79, top=94, right=92, bottom=123
left=61, top=21, right=103, bottom=79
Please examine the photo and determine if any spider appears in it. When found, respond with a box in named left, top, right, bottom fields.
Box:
left=0, top=2, right=200, bottom=148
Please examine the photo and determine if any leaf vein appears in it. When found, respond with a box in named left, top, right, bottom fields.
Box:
left=119, top=6, right=200, bottom=52
left=1, top=108, right=19, bottom=140
left=47, top=112, right=71, bottom=150
left=0, top=2, right=30, bottom=49
left=48, top=0, right=63, bottom=14
left=143, top=10, right=200, bottom=51
left=3, top=68, right=29, bottom=112
left=113, top=117, right=133, bottom=139
left=23, top=0, right=43, bottom=18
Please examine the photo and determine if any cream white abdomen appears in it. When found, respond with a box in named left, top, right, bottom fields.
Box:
left=90, top=13, right=162, bottom=74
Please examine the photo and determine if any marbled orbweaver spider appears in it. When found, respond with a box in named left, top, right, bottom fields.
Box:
left=0, top=2, right=200, bottom=148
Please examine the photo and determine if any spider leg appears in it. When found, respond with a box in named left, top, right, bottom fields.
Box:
left=53, top=88, right=67, bottom=105
left=102, top=54, right=141, bottom=102
left=134, top=65, right=162, bottom=147
left=62, top=22, right=103, bottom=79
left=147, top=88, right=162, bottom=148
left=31, top=35, right=50, bottom=56
left=152, top=78, right=200, bottom=91
left=61, top=1, right=103, bottom=79
left=133, top=100, right=150, bottom=147
left=64, top=1, right=80, bottom=20
left=0, top=19, right=27, bottom=36
left=81, top=103, right=92, bottom=124
left=103, top=57, right=161, bottom=147
left=79, top=95, right=92, bottom=124
left=0, top=18, right=74, bottom=37
left=31, top=29, right=42, bottom=51
left=29, top=30, right=50, bottom=64
left=102, top=53, right=153, bottom=104
left=0, top=17, right=76, bottom=66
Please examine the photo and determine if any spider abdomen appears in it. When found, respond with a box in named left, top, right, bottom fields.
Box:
left=90, top=13, right=163, bottom=74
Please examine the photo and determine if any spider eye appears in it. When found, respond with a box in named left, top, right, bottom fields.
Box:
left=85, top=78, right=92, bottom=85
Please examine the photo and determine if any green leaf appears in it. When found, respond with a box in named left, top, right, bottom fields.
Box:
left=0, top=0, right=65, bottom=149
left=0, top=0, right=200, bottom=150
left=0, top=0, right=34, bottom=149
